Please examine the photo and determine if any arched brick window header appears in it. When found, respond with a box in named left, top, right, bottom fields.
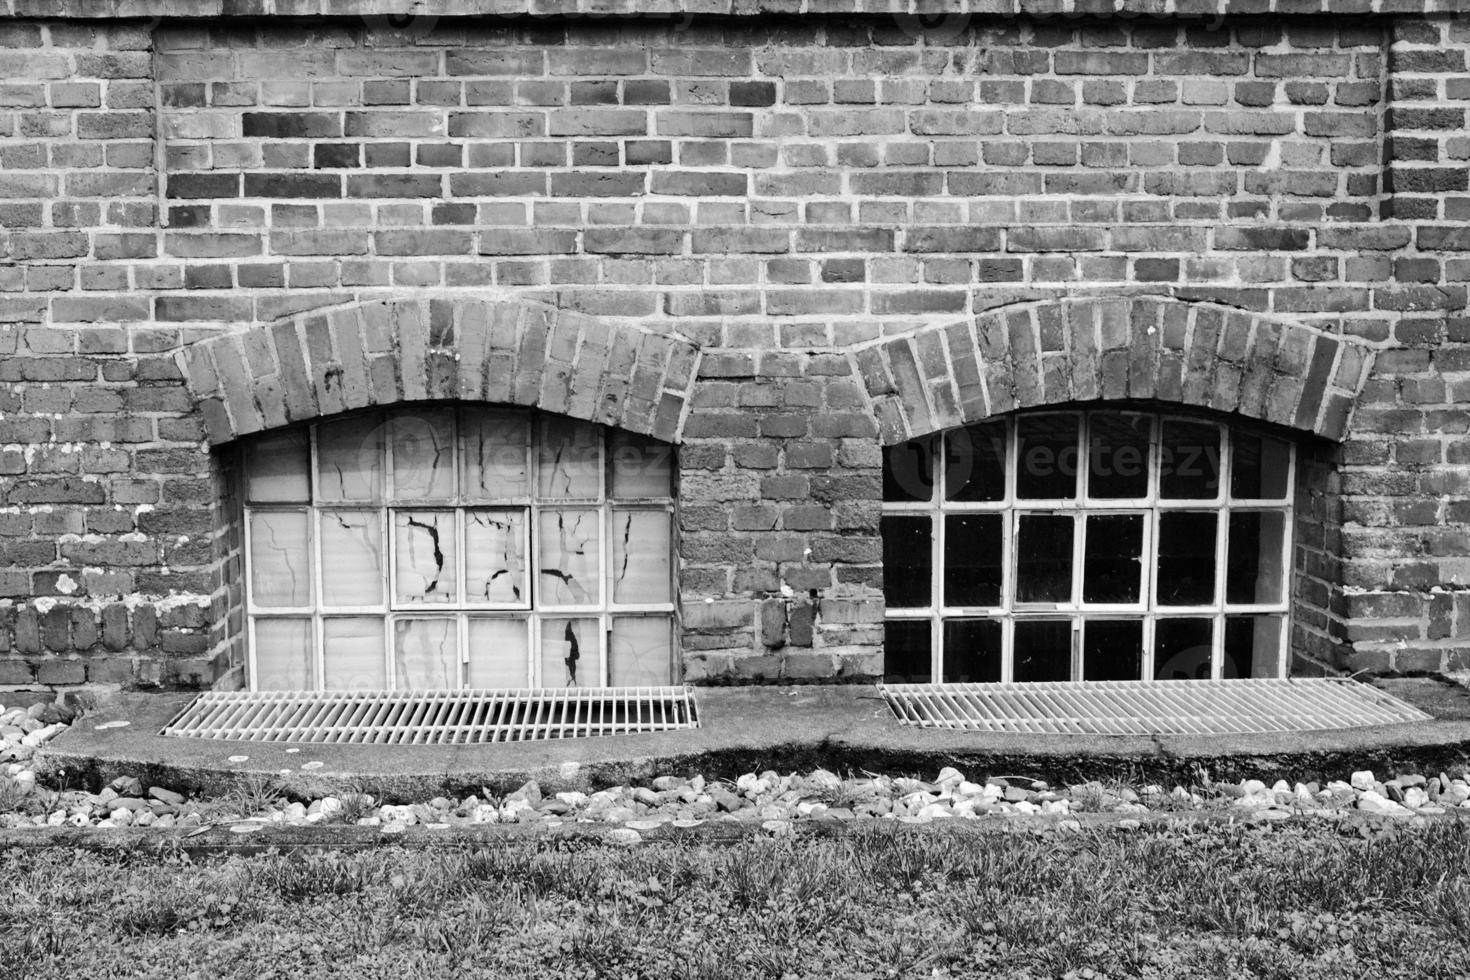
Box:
left=176, top=296, right=702, bottom=446
left=854, top=296, right=1376, bottom=446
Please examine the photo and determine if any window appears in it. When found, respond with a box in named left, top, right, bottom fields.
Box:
left=882, top=409, right=1294, bottom=684
left=242, top=407, right=676, bottom=691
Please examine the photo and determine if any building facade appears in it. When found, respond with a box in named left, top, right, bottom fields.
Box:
left=0, top=0, right=1467, bottom=692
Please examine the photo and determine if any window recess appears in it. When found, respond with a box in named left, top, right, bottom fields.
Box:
left=882, top=410, right=1294, bottom=684
left=242, top=408, right=677, bottom=691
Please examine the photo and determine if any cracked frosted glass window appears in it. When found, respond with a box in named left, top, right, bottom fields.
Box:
left=393, top=410, right=456, bottom=500
left=317, top=415, right=384, bottom=503
left=538, top=509, right=600, bottom=606
left=610, top=429, right=673, bottom=499
left=254, top=618, right=312, bottom=690
left=883, top=410, right=1294, bottom=685
left=467, top=617, right=530, bottom=688
left=243, top=409, right=675, bottom=692
left=537, top=415, right=601, bottom=499
left=610, top=617, right=673, bottom=686
left=395, top=618, right=457, bottom=689
left=246, top=430, right=309, bottom=503
left=461, top=409, right=530, bottom=501
left=541, top=617, right=599, bottom=687
left=611, top=510, right=671, bottom=604
left=320, top=511, right=383, bottom=607
left=324, top=617, right=386, bottom=690
left=395, top=510, right=459, bottom=604
left=465, top=510, right=528, bottom=605
left=249, top=511, right=311, bottom=607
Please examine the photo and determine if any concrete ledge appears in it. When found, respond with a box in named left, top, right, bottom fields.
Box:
left=35, top=684, right=1470, bottom=802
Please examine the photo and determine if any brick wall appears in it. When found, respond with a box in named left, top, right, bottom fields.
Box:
left=0, top=7, right=1466, bottom=689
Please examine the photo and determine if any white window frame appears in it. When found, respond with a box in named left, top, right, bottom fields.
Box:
left=242, top=407, right=677, bottom=691
left=882, top=410, right=1295, bottom=683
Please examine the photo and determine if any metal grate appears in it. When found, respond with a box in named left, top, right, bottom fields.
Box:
left=160, top=687, right=699, bottom=744
left=879, top=678, right=1432, bottom=736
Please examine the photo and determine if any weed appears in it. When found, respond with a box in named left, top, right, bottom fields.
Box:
left=255, top=851, right=384, bottom=900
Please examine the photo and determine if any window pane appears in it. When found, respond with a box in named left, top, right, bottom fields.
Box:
left=1225, top=614, right=1284, bottom=679
left=1154, top=618, right=1214, bottom=680
left=1083, top=514, right=1143, bottom=604
left=610, top=616, right=674, bottom=686
left=246, top=430, right=309, bottom=503
left=1082, top=619, right=1143, bottom=681
left=392, top=409, right=455, bottom=500
left=610, top=429, right=674, bottom=499
left=1159, top=420, right=1221, bottom=499
left=1087, top=413, right=1150, bottom=499
left=394, top=617, right=457, bottom=688
left=254, top=617, right=312, bottom=690
left=538, top=509, right=600, bottom=605
left=881, top=515, right=931, bottom=608
left=944, top=422, right=1005, bottom=502
left=1016, top=414, right=1078, bottom=500
left=394, top=510, right=458, bottom=605
left=944, top=514, right=1003, bottom=607
left=460, top=408, right=530, bottom=501
left=1231, top=432, right=1291, bottom=500
left=249, top=510, right=311, bottom=607
left=464, top=510, right=528, bottom=605
left=883, top=436, right=935, bottom=503
left=541, top=617, right=599, bottom=687
left=1013, top=619, right=1071, bottom=682
left=942, top=619, right=1001, bottom=683
left=537, top=415, right=601, bottom=499
left=1015, top=514, right=1074, bottom=603
left=466, top=617, right=530, bottom=688
left=1226, top=511, right=1286, bottom=605
left=320, top=510, right=384, bottom=607
left=1156, top=512, right=1217, bottom=606
left=610, top=509, right=671, bottom=604
left=317, top=414, right=384, bottom=503
left=883, top=619, right=931, bottom=683
left=323, top=617, right=386, bottom=690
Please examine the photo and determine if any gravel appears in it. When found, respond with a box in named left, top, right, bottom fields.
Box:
left=4, top=699, right=1470, bottom=833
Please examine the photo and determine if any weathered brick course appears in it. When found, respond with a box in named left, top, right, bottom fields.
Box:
left=0, top=10, right=1464, bottom=687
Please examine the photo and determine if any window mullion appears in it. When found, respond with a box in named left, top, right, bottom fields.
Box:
left=932, top=435, right=944, bottom=682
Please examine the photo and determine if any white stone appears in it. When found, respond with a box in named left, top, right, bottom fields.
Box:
left=1357, top=791, right=1412, bottom=817
left=1350, top=770, right=1376, bottom=792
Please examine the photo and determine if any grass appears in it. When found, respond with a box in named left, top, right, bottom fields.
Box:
left=4, top=819, right=1470, bottom=978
